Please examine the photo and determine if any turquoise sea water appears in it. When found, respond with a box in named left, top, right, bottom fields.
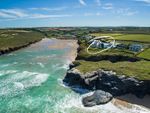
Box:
left=0, top=39, right=149, bottom=113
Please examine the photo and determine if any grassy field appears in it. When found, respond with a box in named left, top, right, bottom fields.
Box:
left=0, top=29, right=44, bottom=51
left=75, top=60, right=150, bottom=80
left=77, top=41, right=134, bottom=60
left=115, top=34, right=150, bottom=43
left=76, top=36, right=150, bottom=80
left=137, top=48, right=150, bottom=60
left=91, top=33, right=123, bottom=37
left=91, top=33, right=150, bottom=43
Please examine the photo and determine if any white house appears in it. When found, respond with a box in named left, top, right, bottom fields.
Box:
left=129, top=44, right=143, bottom=52
left=91, top=40, right=113, bottom=49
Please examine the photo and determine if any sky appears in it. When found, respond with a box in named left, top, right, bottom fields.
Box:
left=0, top=0, right=150, bottom=28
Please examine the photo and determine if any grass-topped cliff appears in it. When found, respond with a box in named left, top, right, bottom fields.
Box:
left=0, top=29, right=45, bottom=54
left=74, top=32, right=150, bottom=80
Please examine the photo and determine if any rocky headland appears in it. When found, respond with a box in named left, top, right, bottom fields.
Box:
left=0, top=39, right=42, bottom=56
left=63, top=68, right=150, bottom=107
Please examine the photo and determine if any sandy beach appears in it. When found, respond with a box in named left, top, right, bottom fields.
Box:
left=29, top=38, right=78, bottom=62
left=115, top=94, right=150, bottom=109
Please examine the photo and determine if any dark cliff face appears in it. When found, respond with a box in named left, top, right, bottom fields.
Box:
left=63, top=68, right=150, bottom=98
left=76, top=54, right=140, bottom=63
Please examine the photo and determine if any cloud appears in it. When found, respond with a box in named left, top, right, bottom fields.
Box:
left=113, top=8, right=138, bottom=16
left=0, top=9, right=28, bottom=19
left=79, top=0, right=86, bottom=6
left=84, top=13, right=94, bottom=16
left=0, top=12, right=17, bottom=19
left=123, top=10, right=138, bottom=16
left=30, top=14, right=72, bottom=19
left=96, top=12, right=103, bottom=16
left=0, top=8, right=72, bottom=20
left=84, top=12, right=102, bottom=16
left=95, top=0, right=101, bottom=6
left=134, top=0, right=150, bottom=4
left=102, top=3, right=113, bottom=10
left=29, top=7, right=67, bottom=11
left=1, top=9, right=28, bottom=17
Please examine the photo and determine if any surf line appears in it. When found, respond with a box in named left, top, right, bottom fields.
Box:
left=87, top=36, right=116, bottom=55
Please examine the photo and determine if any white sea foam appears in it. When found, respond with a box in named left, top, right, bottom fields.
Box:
left=0, top=62, right=18, bottom=68
left=51, top=63, right=68, bottom=71
left=61, top=64, right=69, bottom=70
left=54, top=91, right=150, bottom=113
left=37, top=62, right=45, bottom=68
left=0, top=70, right=18, bottom=77
left=13, top=82, right=24, bottom=90
left=22, top=72, right=49, bottom=88
left=12, top=62, right=18, bottom=65
left=52, top=64, right=60, bottom=69
left=7, top=53, right=16, bottom=56
left=0, top=64, right=11, bottom=67
left=57, top=78, right=67, bottom=88
left=0, top=71, right=49, bottom=97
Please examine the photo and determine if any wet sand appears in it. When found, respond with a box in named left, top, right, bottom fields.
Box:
left=115, top=94, right=150, bottom=109
left=48, top=38, right=78, bottom=62
left=30, top=38, right=78, bottom=63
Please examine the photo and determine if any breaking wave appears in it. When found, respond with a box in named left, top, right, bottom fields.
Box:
left=54, top=92, right=150, bottom=113
left=0, top=71, right=49, bottom=97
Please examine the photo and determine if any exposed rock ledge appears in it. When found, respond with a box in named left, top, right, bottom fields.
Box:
left=63, top=68, right=150, bottom=103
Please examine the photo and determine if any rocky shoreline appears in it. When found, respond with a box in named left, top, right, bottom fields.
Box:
left=63, top=68, right=150, bottom=106
left=63, top=40, right=150, bottom=107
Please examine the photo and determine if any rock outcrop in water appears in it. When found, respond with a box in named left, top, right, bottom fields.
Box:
left=82, top=90, right=113, bottom=107
left=63, top=68, right=150, bottom=99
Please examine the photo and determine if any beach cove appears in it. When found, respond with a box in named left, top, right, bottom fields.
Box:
left=0, top=38, right=149, bottom=113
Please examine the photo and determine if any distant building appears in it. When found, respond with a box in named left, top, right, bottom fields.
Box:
left=84, top=35, right=93, bottom=41
left=116, top=43, right=128, bottom=49
left=129, top=44, right=143, bottom=52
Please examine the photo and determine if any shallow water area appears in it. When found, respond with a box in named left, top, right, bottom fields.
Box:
left=0, top=38, right=149, bottom=113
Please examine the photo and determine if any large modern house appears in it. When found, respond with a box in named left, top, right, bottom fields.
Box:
left=91, top=40, right=114, bottom=49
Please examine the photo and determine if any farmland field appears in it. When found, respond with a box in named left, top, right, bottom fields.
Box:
left=137, top=48, right=150, bottom=60
left=91, top=33, right=150, bottom=43
left=114, top=34, right=150, bottom=43
left=0, top=29, right=44, bottom=50
left=91, top=33, right=123, bottom=37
